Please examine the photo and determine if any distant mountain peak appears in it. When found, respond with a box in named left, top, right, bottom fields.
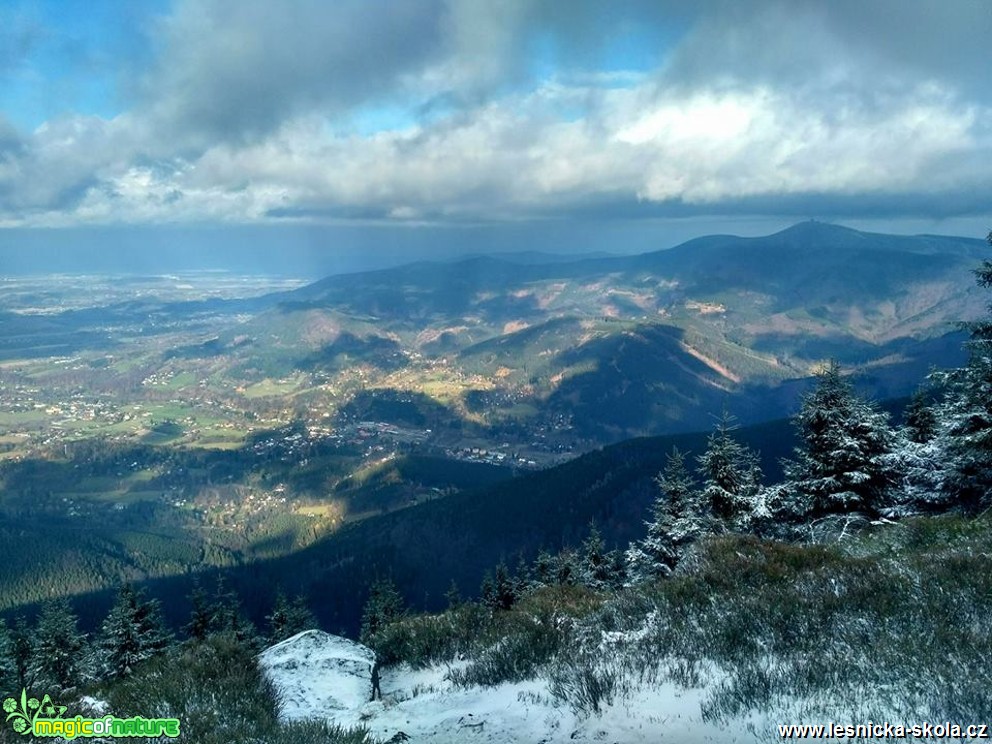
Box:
left=772, top=220, right=864, bottom=240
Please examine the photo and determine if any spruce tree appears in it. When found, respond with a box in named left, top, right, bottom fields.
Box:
left=697, top=412, right=762, bottom=531
left=359, top=578, right=405, bottom=648
left=931, top=230, right=992, bottom=509
left=479, top=572, right=497, bottom=610
left=905, top=387, right=938, bottom=444
left=784, top=361, right=895, bottom=518
left=513, top=555, right=532, bottom=598
left=875, top=386, right=946, bottom=512
left=531, top=550, right=556, bottom=588
left=885, top=430, right=947, bottom=512
left=184, top=580, right=214, bottom=641
left=554, top=547, right=580, bottom=586
left=184, top=577, right=257, bottom=646
left=98, top=584, right=172, bottom=680
left=626, top=447, right=703, bottom=582
left=265, top=591, right=291, bottom=644
left=210, top=577, right=258, bottom=648
left=580, top=522, right=612, bottom=589
left=483, top=563, right=517, bottom=611
left=266, top=591, right=317, bottom=644
left=30, top=599, right=87, bottom=693
left=284, top=595, right=316, bottom=636
left=606, top=548, right=628, bottom=590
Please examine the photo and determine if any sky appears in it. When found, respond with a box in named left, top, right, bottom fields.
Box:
left=0, top=0, right=990, bottom=273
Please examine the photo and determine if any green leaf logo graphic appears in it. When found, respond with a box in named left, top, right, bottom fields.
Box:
left=4, top=689, right=66, bottom=736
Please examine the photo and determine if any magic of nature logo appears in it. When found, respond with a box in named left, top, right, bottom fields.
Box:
left=3, top=689, right=180, bottom=739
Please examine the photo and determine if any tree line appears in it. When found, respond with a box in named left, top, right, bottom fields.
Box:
left=0, top=580, right=316, bottom=697
left=623, top=227, right=992, bottom=581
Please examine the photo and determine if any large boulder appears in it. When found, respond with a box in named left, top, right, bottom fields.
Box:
left=258, top=629, right=375, bottom=721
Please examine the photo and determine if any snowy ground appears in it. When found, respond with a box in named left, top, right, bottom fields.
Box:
left=259, top=631, right=765, bottom=743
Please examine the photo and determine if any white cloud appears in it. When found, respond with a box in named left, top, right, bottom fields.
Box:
left=615, top=92, right=758, bottom=146
left=1, top=0, right=990, bottom=228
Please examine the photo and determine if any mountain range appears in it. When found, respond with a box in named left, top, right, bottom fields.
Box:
left=228, top=221, right=983, bottom=438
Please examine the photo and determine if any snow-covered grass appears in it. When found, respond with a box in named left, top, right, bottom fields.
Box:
left=64, top=514, right=987, bottom=743
left=260, top=630, right=763, bottom=743
left=551, top=515, right=992, bottom=727
left=258, top=514, right=992, bottom=742
left=375, top=584, right=603, bottom=678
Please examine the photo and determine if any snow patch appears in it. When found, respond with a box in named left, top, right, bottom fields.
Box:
left=77, top=696, right=110, bottom=716
left=259, top=630, right=765, bottom=743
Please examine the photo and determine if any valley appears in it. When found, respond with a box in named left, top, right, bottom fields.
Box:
left=0, top=222, right=984, bottom=619
left=2, top=224, right=982, bottom=458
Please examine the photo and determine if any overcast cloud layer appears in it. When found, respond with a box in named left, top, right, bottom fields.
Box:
left=0, top=0, right=989, bottom=233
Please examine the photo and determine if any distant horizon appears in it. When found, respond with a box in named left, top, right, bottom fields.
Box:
left=2, top=217, right=989, bottom=279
